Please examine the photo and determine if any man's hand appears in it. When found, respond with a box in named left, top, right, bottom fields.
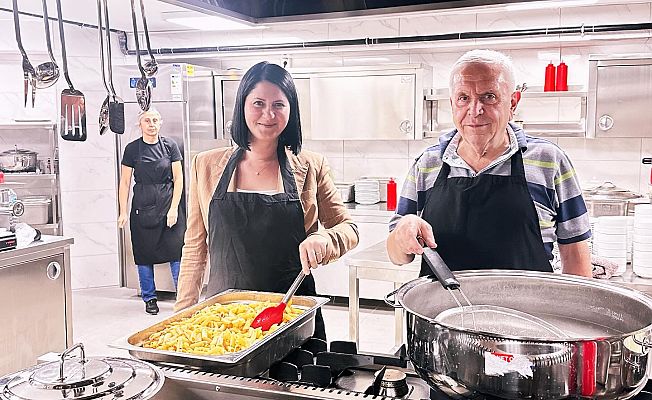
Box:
left=387, top=214, right=437, bottom=265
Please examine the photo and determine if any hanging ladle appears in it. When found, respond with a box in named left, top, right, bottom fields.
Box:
left=129, top=0, right=151, bottom=112
left=35, top=0, right=60, bottom=89
left=251, top=271, right=306, bottom=331
left=12, top=0, right=38, bottom=107
left=138, top=0, right=158, bottom=77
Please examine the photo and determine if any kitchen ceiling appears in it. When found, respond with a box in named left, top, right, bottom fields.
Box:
left=3, top=0, right=205, bottom=32
left=157, top=0, right=537, bottom=23
left=5, top=0, right=546, bottom=34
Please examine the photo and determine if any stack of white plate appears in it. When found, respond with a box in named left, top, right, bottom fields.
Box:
left=354, top=179, right=380, bottom=205
left=633, top=204, right=652, bottom=278
left=626, top=216, right=635, bottom=263
left=593, top=216, right=629, bottom=276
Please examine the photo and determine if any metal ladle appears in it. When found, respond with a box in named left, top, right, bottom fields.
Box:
left=130, top=0, right=151, bottom=112
left=35, top=0, right=60, bottom=89
left=138, top=0, right=158, bottom=77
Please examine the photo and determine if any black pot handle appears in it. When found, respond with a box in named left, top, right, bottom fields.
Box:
left=422, top=247, right=460, bottom=290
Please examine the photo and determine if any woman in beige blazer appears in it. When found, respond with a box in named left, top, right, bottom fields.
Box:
left=174, top=62, right=358, bottom=340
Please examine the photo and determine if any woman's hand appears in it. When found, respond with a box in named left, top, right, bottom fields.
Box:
left=167, top=209, right=178, bottom=227
left=117, top=213, right=128, bottom=228
left=298, top=234, right=329, bottom=275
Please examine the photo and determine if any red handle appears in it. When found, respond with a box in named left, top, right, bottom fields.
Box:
left=581, top=341, right=597, bottom=397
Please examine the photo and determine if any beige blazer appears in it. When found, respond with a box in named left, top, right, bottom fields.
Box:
left=175, top=146, right=359, bottom=311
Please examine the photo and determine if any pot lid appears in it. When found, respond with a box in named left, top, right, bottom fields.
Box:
left=0, top=146, right=36, bottom=156
left=0, top=344, right=163, bottom=400
left=582, top=181, right=642, bottom=201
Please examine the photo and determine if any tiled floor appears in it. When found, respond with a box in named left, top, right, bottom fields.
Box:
left=72, top=286, right=399, bottom=358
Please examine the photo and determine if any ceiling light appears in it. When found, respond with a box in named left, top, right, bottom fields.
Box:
left=506, top=0, right=598, bottom=11
left=163, top=12, right=262, bottom=31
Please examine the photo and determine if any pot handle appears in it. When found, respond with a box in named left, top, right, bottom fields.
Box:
left=384, top=288, right=402, bottom=308
left=632, top=334, right=652, bottom=349
left=422, top=247, right=460, bottom=290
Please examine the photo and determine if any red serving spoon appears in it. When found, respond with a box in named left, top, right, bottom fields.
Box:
left=251, top=271, right=306, bottom=331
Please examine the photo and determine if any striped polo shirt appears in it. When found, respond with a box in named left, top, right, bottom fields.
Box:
left=389, top=123, right=591, bottom=259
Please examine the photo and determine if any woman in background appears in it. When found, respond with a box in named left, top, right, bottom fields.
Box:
left=174, top=62, right=358, bottom=340
left=118, top=108, right=186, bottom=315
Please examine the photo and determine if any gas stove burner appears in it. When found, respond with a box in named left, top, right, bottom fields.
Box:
left=376, top=368, right=411, bottom=398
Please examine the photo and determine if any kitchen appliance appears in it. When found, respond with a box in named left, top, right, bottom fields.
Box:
left=112, top=63, right=225, bottom=292
left=387, top=270, right=652, bottom=399
left=0, top=229, right=17, bottom=251
left=0, top=343, right=164, bottom=400
left=0, top=146, right=38, bottom=172
left=106, top=337, right=652, bottom=400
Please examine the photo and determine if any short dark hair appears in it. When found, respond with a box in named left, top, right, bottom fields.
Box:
left=230, top=61, right=302, bottom=155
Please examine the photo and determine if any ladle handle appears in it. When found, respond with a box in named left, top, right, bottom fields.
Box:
left=282, top=271, right=306, bottom=304
left=422, top=247, right=459, bottom=290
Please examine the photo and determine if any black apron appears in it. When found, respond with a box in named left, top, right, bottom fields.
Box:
left=130, top=138, right=186, bottom=265
left=207, top=148, right=325, bottom=340
left=420, top=149, right=551, bottom=275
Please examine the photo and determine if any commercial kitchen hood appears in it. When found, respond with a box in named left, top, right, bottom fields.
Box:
left=159, top=0, right=538, bottom=24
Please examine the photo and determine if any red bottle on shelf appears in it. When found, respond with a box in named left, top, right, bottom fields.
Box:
left=544, top=62, right=556, bottom=92
left=556, top=61, right=568, bottom=91
left=386, top=178, right=397, bottom=211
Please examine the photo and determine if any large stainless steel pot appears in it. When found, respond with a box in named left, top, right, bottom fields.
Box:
left=387, top=270, right=652, bottom=399
left=583, top=181, right=645, bottom=217
left=0, top=146, right=38, bottom=172
left=0, top=343, right=164, bottom=400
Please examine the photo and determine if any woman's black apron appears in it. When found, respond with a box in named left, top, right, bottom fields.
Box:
left=206, top=147, right=326, bottom=340
left=420, top=149, right=551, bottom=275
left=130, top=138, right=186, bottom=265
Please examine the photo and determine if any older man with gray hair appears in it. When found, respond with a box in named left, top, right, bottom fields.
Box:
left=387, top=49, right=592, bottom=277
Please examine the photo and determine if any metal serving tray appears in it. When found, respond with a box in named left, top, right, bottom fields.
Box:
left=110, top=289, right=329, bottom=377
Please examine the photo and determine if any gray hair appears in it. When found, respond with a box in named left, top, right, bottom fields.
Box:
left=449, top=49, right=516, bottom=93
left=136, top=107, right=162, bottom=126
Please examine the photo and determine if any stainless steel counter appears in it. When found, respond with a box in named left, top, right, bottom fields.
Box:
left=0, top=235, right=74, bottom=376
left=609, top=264, right=652, bottom=296
left=0, top=235, right=73, bottom=267
left=347, top=240, right=420, bottom=348
left=344, top=202, right=395, bottom=217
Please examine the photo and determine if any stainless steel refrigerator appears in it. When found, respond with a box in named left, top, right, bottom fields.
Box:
left=113, top=63, right=229, bottom=292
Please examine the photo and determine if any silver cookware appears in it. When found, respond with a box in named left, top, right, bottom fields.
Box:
left=0, top=343, right=164, bottom=400
left=583, top=181, right=645, bottom=217
left=0, top=146, right=38, bottom=172
left=386, top=270, right=652, bottom=399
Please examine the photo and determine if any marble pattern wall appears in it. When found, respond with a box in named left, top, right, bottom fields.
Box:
left=0, top=19, right=124, bottom=289
left=1, top=2, right=652, bottom=288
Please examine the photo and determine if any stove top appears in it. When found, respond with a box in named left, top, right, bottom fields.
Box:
left=151, top=339, right=652, bottom=400
left=154, top=339, right=431, bottom=399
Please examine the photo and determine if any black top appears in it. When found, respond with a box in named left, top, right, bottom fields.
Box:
left=122, top=137, right=182, bottom=167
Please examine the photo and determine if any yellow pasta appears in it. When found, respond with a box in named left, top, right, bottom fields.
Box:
left=142, top=301, right=304, bottom=355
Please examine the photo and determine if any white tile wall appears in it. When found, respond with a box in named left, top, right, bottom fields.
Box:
left=3, top=1, right=652, bottom=288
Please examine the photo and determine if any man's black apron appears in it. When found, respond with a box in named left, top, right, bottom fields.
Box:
left=130, top=138, right=186, bottom=265
left=206, top=148, right=326, bottom=340
left=420, top=149, right=551, bottom=275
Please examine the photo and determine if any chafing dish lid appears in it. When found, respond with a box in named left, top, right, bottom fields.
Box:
left=0, top=343, right=163, bottom=400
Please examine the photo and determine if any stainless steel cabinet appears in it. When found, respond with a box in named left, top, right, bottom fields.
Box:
left=587, top=55, right=652, bottom=138
left=0, top=237, right=73, bottom=376
left=214, top=65, right=432, bottom=140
